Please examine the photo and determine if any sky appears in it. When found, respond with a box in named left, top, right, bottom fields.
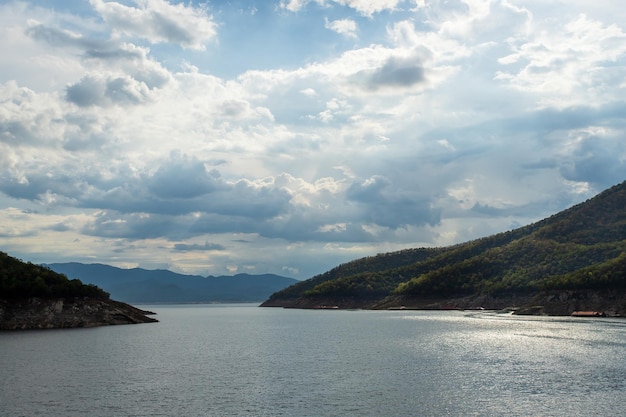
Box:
left=1, top=0, right=625, bottom=279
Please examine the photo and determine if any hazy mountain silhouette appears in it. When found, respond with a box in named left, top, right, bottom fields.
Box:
left=48, top=263, right=297, bottom=303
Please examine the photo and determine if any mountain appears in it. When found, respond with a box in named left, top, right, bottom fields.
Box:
left=0, top=251, right=157, bottom=330
left=262, top=180, right=626, bottom=316
left=47, top=263, right=298, bottom=303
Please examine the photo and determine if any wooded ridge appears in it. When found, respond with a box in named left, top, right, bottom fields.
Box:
left=262, top=180, right=626, bottom=316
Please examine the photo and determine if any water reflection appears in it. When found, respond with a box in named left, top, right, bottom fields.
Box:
left=1, top=306, right=624, bottom=417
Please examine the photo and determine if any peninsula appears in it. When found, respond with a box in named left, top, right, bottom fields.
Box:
left=0, top=251, right=157, bottom=330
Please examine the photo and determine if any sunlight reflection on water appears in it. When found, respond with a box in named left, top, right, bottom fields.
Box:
left=1, top=306, right=624, bottom=417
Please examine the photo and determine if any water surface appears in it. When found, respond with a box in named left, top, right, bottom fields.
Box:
left=1, top=305, right=624, bottom=416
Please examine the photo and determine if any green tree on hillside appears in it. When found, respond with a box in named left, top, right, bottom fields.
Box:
left=0, top=252, right=110, bottom=300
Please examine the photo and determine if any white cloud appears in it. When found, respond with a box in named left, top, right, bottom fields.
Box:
left=280, top=0, right=310, bottom=12
left=495, top=13, right=626, bottom=107
left=333, top=0, right=401, bottom=16
left=281, top=0, right=401, bottom=16
left=300, top=87, right=318, bottom=96
left=325, top=17, right=358, bottom=38
left=89, top=0, right=216, bottom=49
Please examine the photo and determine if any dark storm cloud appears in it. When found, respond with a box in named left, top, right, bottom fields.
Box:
left=354, top=55, right=426, bottom=91
left=417, top=100, right=626, bottom=191
left=1, top=147, right=478, bottom=244
left=0, top=153, right=292, bottom=226
left=188, top=213, right=258, bottom=235
left=149, top=12, right=198, bottom=46
left=104, top=77, right=148, bottom=104
left=78, top=177, right=292, bottom=219
left=83, top=46, right=145, bottom=61
left=66, top=75, right=152, bottom=107
left=346, top=175, right=390, bottom=202
left=0, top=120, right=37, bottom=146
left=147, top=156, right=226, bottom=199
left=207, top=180, right=292, bottom=219
left=559, top=136, right=626, bottom=187
left=422, top=101, right=626, bottom=144
left=180, top=170, right=443, bottom=243
left=65, top=76, right=104, bottom=106
left=490, top=102, right=626, bottom=135
left=47, top=223, right=72, bottom=232
left=173, top=242, right=226, bottom=251
left=0, top=172, right=70, bottom=201
left=188, top=211, right=377, bottom=243
left=75, top=176, right=292, bottom=219
left=27, top=22, right=171, bottom=92
left=346, top=176, right=441, bottom=229
left=363, top=196, right=440, bottom=229
left=27, top=23, right=94, bottom=49
left=81, top=211, right=181, bottom=240
left=469, top=201, right=553, bottom=218
left=26, top=23, right=120, bottom=57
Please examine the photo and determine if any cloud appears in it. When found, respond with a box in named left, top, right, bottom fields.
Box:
left=279, top=0, right=309, bottom=13
left=333, top=0, right=401, bottom=17
left=346, top=176, right=440, bottom=229
left=173, top=242, right=226, bottom=251
left=89, top=0, right=217, bottom=49
left=25, top=21, right=173, bottom=93
left=325, top=18, right=358, bottom=38
left=147, top=154, right=226, bottom=199
left=66, top=73, right=153, bottom=106
left=495, top=13, right=626, bottom=106
left=26, top=21, right=102, bottom=51
left=360, top=54, right=426, bottom=90
left=280, top=0, right=400, bottom=16
left=84, top=172, right=292, bottom=220
left=0, top=81, right=66, bottom=147
left=346, top=175, right=390, bottom=202
left=81, top=211, right=180, bottom=239
left=559, top=128, right=626, bottom=187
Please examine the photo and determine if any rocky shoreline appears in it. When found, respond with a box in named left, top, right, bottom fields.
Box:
left=0, top=297, right=158, bottom=330
left=261, top=289, right=626, bottom=317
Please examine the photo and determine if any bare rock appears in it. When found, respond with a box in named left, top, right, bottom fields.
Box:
left=0, top=298, right=158, bottom=330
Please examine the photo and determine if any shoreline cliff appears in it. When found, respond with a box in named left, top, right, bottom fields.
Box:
left=0, top=297, right=158, bottom=330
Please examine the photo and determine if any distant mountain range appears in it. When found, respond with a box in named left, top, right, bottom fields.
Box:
left=262, top=180, right=626, bottom=316
left=47, top=263, right=298, bottom=304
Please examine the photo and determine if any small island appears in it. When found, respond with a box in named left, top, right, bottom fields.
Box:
left=0, top=251, right=157, bottom=330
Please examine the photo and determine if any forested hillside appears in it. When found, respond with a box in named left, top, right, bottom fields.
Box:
left=0, top=251, right=158, bottom=330
left=262, top=180, right=626, bottom=313
left=0, top=252, right=109, bottom=300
